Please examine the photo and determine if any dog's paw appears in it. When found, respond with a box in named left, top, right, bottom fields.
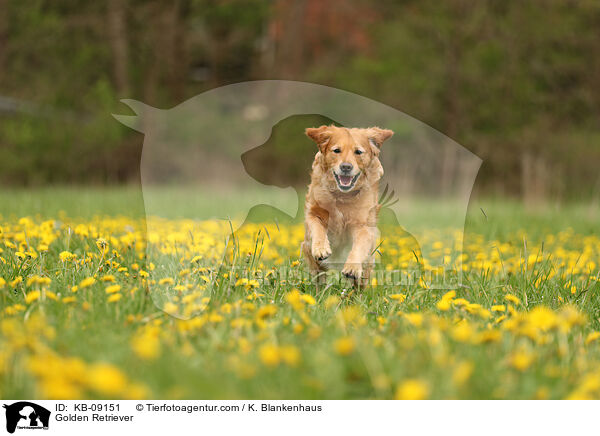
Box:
left=311, top=240, right=332, bottom=262
left=342, top=263, right=363, bottom=281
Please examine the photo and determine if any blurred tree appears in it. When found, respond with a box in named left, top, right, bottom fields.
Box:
left=107, top=0, right=129, bottom=96
left=306, top=0, right=600, bottom=199
left=0, top=0, right=598, bottom=200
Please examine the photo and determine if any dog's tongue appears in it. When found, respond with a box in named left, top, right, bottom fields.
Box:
left=339, top=175, right=353, bottom=186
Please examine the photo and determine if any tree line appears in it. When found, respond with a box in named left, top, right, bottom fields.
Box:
left=1, top=0, right=599, bottom=200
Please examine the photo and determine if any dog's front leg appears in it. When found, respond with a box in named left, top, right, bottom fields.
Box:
left=342, top=225, right=377, bottom=282
left=306, top=209, right=331, bottom=262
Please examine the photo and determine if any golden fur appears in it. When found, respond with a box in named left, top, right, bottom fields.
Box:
left=302, top=125, right=394, bottom=286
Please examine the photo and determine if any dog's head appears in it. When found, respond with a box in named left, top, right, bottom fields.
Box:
left=305, top=125, right=393, bottom=192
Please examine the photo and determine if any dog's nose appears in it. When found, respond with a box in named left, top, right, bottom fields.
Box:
left=340, top=163, right=353, bottom=173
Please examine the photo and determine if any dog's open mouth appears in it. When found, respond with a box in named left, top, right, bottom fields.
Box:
left=334, top=172, right=360, bottom=191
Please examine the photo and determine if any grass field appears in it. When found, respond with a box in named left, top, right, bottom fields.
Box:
left=1, top=186, right=600, bottom=399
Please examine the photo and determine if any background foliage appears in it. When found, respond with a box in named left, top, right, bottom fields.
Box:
left=1, top=0, right=599, bottom=199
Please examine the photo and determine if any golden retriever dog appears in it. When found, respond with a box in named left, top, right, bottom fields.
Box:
left=302, top=125, right=394, bottom=286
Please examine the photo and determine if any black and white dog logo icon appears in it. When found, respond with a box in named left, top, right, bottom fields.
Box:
left=3, top=402, right=50, bottom=434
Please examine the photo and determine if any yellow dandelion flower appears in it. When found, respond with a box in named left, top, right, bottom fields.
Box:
left=300, top=294, right=316, bottom=305
left=163, top=302, right=179, bottom=314
left=441, top=290, right=456, bottom=300
left=510, top=350, right=534, bottom=371
left=453, top=298, right=469, bottom=307
left=41, top=378, right=82, bottom=400
left=259, top=344, right=280, bottom=367
left=389, top=293, right=407, bottom=303
left=107, top=293, right=122, bottom=303
left=131, top=331, right=161, bottom=360
left=436, top=290, right=456, bottom=311
left=280, top=345, right=300, bottom=367
left=257, top=304, right=277, bottom=319
left=79, top=277, right=96, bottom=288
left=208, top=313, right=223, bottom=323
left=451, top=321, right=473, bottom=342
left=585, top=331, right=600, bottom=345
left=334, top=336, right=355, bottom=356
left=105, top=284, right=121, bottom=294
left=404, top=313, right=423, bottom=327
left=504, top=294, right=521, bottom=306
left=88, top=363, right=127, bottom=395
left=528, top=306, right=557, bottom=331
left=436, top=298, right=451, bottom=311
left=95, top=238, right=108, bottom=251
left=59, top=251, right=74, bottom=262
left=285, top=289, right=304, bottom=311
left=476, top=329, right=501, bottom=344
left=25, top=290, right=41, bottom=304
left=452, top=361, right=474, bottom=386
left=395, top=379, right=429, bottom=400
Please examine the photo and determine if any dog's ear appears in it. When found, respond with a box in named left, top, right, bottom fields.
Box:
left=305, top=125, right=331, bottom=153
left=367, top=127, right=394, bottom=151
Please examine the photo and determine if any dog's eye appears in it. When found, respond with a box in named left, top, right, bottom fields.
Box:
left=333, top=148, right=341, bottom=154
left=354, top=149, right=364, bottom=155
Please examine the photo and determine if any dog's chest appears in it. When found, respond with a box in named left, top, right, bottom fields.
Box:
left=324, top=210, right=352, bottom=265
left=326, top=207, right=348, bottom=243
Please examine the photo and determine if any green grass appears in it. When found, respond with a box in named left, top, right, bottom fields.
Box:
left=2, top=184, right=599, bottom=231
left=1, top=186, right=600, bottom=400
